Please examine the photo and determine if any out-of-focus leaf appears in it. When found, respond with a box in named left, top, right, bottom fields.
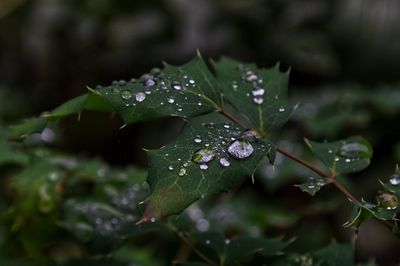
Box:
left=141, top=121, right=274, bottom=221
left=193, top=232, right=291, bottom=265
left=305, top=136, right=373, bottom=175
left=314, top=242, right=353, bottom=266
left=213, top=57, right=294, bottom=135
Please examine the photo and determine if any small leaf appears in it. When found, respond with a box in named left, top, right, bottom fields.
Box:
left=305, top=136, right=373, bottom=175
left=213, top=57, right=294, bottom=135
left=141, top=121, right=274, bottom=220
left=295, top=176, right=327, bottom=196
left=9, top=117, right=47, bottom=140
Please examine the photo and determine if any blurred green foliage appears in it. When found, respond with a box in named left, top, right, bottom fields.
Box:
left=1, top=0, right=400, bottom=265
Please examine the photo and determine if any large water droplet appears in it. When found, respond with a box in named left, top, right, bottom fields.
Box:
left=219, top=157, right=230, bottom=167
left=227, top=140, right=254, bottom=159
left=378, top=193, right=398, bottom=210
left=390, top=174, right=400, bottom=186
left=135, top=92, right=146, bottom=102
left=121, top=90, right=132, bottom=100
left=339, top=142, right=370, bottom=158
left=192, top=148, right=215, bottom=163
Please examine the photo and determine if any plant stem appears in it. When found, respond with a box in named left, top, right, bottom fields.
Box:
left=168, top=224, right=218, bottom=266
left=220, top=109, right=246, bottom=128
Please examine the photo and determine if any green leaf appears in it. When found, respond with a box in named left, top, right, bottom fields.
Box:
left=0, top=127, right=28, bottom=165
left=314, top=242, right=353, bottom=266
left=95, top=55, right=221, bottom=124
left=305, top=136, right=373, bottom=175
left=295, top=176, right=327, bottom=196
left=213, top=57, right=294, bottom=134
left=141, top=121, right=274, bottom=220
left=8, top=117, right=47, bottom=140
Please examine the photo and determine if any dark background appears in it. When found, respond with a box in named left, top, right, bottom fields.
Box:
left=1, top=0, right=400, bottom=265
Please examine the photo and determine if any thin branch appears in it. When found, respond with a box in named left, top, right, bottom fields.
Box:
left=219, top=109, right=246, bottom=128
left=168, top=224, right=218, bottom=266
left=276, top=147, right=331, bottom=179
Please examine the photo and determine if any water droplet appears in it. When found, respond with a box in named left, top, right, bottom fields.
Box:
left=135, top=92, right=146, bottom=102
left=167, top=97, right=175, bottom=104
left=345, top=158, right=351, bottom=163
left=245, top=71, right=258, bottom=82
left=168, top=165, right=174, bottom=171
left=278, top=107, right=285, bottom=112
left=339, top=142, right=371, bottom=158
left=328, top=149, right=333, bottom=154
left=219, top=157, right=230, bottom=167
left=390, top=174, right=400, bottom=186
left=378, top=193, right=398, bottom=210
left=178, top=168, right=187, bottom=176
left=242, top=130, right=261, bottom=140
left=225, top=239, right=231, bottom=244
left=172, top=82, right=183, bottom=91
left=196, top=218, right=210, bottom=232
left=150, top=217, right=156, bottom=223
left=199, top=163, right=208, bottom=170
left=198, top=102, right=202, bottom=106
left=223, top=124, right=230, bottom=129
left=252, top=87, right=264, bottom=96
left=189, top=79, right=195, bottom=84
left=121, top=91, right=132, bottom=100
left=205, top=239, right=211, bottom=244
left=48, top=172, right=59, bottom=181
left=194, top=138, right=202, bottom=143
left=334, top=157, right=340, bottom=162
left=228, top=140, right=254, bottom=159
left=144, top=79, right=156, bottom=87
left=253, top=97, right=263, bottom=105
left=192, top=148, right=215, bottom=163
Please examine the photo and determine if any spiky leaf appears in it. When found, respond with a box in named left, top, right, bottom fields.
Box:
left=141, top=121, right=274, bottom=221
left=305, top=136, right=373, bottom=175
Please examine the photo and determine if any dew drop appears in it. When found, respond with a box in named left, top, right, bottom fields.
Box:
left=167, top=97, right=175, bottom=104
left=194, top=138, right=202, bottom=143
left=189, top=79, right=195, bottom=84
left=225, top=239, right=231, bottom=244
left=253, top=97, right=263, bottom=105
left=135, top=92, right=146, bottom=102
left=150, top=217, right=156, bottom=223
left=390, top=174, right=400, bottom=186
left=199, top=163, right=208, bottom=170
left=178, top=168, right=187, bottom=176
left=198, top=102, right=202, bottom=106
left=121, top=90, right=132, bottom=100
left=252, top=87, right=264, bottom=96
left=192, top=148, right=215, bottom=163
left=223, top=124, right=230, bottom=129
left=227, top=140, right=254, bottom=159
left=245, top=71, right=258, bottom=82
left=278, top=107, right=286, bottom=112
left=345, top=158, right=351, bottom=163
left=168, top=165, right=174, bottom=171
left=172, top=82, right=183, bottom=91
left=205, top=240, right=211, bottom=244
left=144, top=78, right=156, bottom=87
left=219, top=157, right=230, bottom=167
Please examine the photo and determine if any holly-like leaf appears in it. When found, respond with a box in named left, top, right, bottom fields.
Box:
left=95, top=55, right=221, bottom=124
left=213, top=57, right=294, bottom=135
left=295, top=176, right=327, bottom=196
left=305, top=136, right=373, bottom=175
left=141, top=121, right=274, bottom=221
